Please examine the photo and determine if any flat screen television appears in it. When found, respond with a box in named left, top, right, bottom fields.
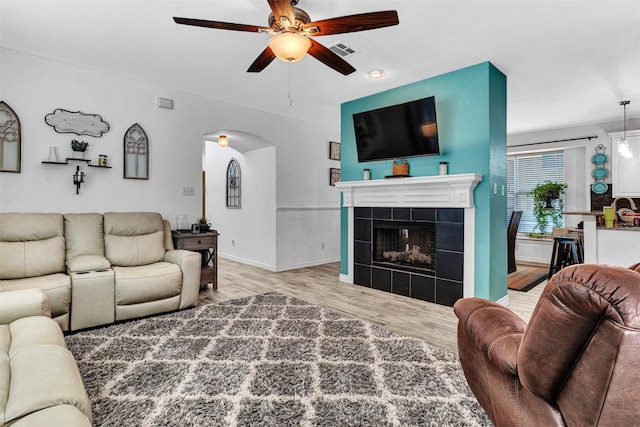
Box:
left=352, top=96, right=439, bottom=162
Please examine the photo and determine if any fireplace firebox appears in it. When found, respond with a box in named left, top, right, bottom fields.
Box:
left=353, top=207, right=464, bottom=306
left=373, top=221, right=436, bottom=274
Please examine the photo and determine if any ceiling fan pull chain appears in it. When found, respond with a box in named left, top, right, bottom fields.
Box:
left=288, top=62, right=293, bottom=106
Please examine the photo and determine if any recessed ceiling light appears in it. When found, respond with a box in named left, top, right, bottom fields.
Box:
left=368, top=69, right=385, bottom=79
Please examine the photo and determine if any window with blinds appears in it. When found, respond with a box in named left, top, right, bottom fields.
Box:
left=507, top=151, right=565, bottom=233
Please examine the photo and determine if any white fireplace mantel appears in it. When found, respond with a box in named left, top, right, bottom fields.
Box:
left=336, top=173, right=483, bottom=300
left=335, top=174, right=482, bottom=208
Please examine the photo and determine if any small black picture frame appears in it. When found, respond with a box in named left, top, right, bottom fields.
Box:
left=330, top=168, right=340, bottom=186
left=329, top=141, right=340, bottom=161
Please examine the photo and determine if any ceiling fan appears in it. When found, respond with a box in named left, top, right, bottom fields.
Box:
left=173, top=0, right=399, bottom=75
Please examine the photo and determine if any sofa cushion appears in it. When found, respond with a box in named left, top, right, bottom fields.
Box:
left=1, top=274, right=71, bottom=320
left=8, top=316, right=68, bottom=356
left=104, top=212, right=166, bottom=266
left=105, top=231, right=165, bottom=266
left=113, top=262, right=182, bottom=305
left=3, top=316, right=91, bottom=425
left=103, top=212, right=164, bottom=236
left=4, top=345, right=91, bottom=424
left=0, top=236, right=65, bottom=279
left=0, top=288, right=51, bottom=325
left=64, top=213, right=105, bottom=260
left=0, top=213, right=63, bottom=242
left=0, top=213, right=65, bottom=280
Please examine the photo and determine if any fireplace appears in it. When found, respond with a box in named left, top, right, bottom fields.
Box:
left=373, top=221, right=436, bottom=274
left=336, top=174, right=482, bottom=307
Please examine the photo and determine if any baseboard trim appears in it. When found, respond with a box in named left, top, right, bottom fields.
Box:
left=218, top=254, right=277, bottom=272
left=339, top=273, right=351, bottom=283
left=496, top=294, right=509, bottom=307
left=219, top=254, right=339, bottom=273
left=275, top=257, right=340, bottom=272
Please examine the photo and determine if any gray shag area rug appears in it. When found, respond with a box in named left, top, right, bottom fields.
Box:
left=65, top=292, right=490, bottom=426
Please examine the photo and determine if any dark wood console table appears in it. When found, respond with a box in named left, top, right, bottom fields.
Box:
left=172, top=230, right=219, bottom=289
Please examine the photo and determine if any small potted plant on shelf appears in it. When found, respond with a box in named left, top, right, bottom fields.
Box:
left=71, top=139, right=89, bottom=159
left=528, top=181, right=567, bottom=237
left=198, top=217, right=211, bottom=232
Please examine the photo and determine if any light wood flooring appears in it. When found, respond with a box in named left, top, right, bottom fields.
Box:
left=199, top=258, right=547, bottom=354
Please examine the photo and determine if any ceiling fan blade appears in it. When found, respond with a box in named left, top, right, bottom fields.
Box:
left=307, top=39, right=356, bottom=75
left=304, top=11, right=399, bottom=36
left=267, top=0, right=295, bottom=26
left=173, top=17, right=267, bottom=33
left=247, top=46, right=277, bottom=73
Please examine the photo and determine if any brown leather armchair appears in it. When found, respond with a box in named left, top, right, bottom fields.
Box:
left=454, top=263, right=640, bottom=426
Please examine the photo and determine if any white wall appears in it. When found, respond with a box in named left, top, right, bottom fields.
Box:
left=205, top=143, right=277, bottom=270
left=0, top=48, right=340, bottom=271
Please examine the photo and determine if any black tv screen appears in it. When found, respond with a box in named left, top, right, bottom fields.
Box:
left=352, top=96, right=439, bottom=162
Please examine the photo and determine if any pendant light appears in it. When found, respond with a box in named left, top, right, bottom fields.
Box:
left=618, top=100, right=632, bottom=159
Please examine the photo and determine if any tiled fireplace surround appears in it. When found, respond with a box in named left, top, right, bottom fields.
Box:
left=336, top=174, right=482, bottom=307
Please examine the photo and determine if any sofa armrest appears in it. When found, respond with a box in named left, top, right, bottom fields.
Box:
left=454, top=298, right=526, bottom=375
left=0, top=288, right=51, bottom=324
left=66, top=255, right=111, bottom=273
left=164, top=249, right=201, bottom=309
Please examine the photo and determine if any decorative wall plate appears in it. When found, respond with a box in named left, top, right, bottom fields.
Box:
left=591, top=167, right=609, bottom=180
left=591, top=181, right=608, bottom=194
left=592, top=152, right=608, bottom=165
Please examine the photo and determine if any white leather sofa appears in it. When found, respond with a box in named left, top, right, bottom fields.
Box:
left=0, top=288, right=92, bottom=426
left=0, top=212, right=201, bottom=331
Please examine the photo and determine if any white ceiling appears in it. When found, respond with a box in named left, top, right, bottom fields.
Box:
left=1, top=0, right=639, bottom=135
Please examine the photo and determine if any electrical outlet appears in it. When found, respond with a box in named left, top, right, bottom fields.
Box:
left=182, top=186, right=195, bottom=196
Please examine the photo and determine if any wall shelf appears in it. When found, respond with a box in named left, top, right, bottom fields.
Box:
left=42, top=158, right=112, bottom=168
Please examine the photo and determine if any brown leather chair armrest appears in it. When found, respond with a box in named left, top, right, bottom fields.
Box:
left=454, top=298, right=527, bottom=375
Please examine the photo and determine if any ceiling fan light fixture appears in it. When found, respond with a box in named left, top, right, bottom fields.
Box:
left=218, top=134, right=228, bottom=147
left=268, top=32, right=311, bottom=63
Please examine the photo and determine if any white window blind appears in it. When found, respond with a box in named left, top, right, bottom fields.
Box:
left=507, top=151, right=565, bottom=233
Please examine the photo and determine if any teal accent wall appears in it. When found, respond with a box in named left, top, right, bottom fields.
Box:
left=339, top=62, right=507, bottom=301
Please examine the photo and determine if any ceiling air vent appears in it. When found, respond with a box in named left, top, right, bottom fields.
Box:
left=327, top=41, right=357, bottom=58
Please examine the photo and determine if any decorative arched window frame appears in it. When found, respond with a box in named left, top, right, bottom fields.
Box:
left=123, top=123, right=149, bottom=180
left=0, top=101, right=21, bottom=173
left=226, top=158, right=241, bottom=208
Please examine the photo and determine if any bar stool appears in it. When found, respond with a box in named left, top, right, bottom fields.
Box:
left=548, top=234, right=584, bottom=280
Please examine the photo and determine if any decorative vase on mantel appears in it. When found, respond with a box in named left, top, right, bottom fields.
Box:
left=72, top=150, right=86, bottom=160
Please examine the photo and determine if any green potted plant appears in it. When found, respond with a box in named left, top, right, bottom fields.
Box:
left=528, top=181, right=566, bottom=237
left=198, top=217, right=211, bottom=232
left=71, top=139, right=89, bottom=159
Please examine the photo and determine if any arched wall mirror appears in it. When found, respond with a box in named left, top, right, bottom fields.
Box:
left=0, top=101, right=21, bottom=173
left=226, top=158, right=241, bottom=208
left=123, top=123, right=149, bottom=180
